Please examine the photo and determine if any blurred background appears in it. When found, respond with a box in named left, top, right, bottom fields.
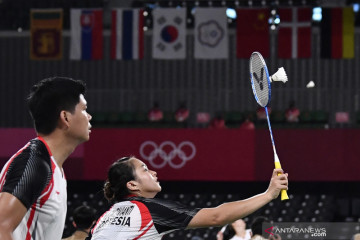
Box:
left=1, top=0, right=360, bottom=239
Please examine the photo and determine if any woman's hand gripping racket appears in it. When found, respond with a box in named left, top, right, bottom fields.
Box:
left=249, top=52, right=289, bottom=201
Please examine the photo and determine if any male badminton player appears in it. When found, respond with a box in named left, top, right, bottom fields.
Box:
left=0, top=77, right=92, bottom=240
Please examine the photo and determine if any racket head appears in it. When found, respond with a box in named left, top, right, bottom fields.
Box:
left=249, top=52, right=271, bottom=107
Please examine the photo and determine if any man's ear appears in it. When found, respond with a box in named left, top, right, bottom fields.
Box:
left=59, top=110, right=70, bottom=128
left=126, top=180, right=139, bottom=191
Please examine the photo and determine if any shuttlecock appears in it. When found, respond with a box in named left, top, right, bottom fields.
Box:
left=306, top=81, right=315, bottom=88
left=271, top=67, right=288, bottom=83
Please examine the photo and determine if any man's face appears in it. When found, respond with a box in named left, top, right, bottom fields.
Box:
left=67, top=94, right=92, bottom=144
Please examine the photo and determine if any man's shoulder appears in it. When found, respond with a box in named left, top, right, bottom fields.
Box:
left=15, top=138, right=51, bottom=163
left=1, top=139, right=53, bottom=209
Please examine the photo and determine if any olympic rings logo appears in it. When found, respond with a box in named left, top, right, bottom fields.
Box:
left=139, top=141, right=196, bottom=169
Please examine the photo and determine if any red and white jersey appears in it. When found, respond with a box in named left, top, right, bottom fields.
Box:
left=0, top=137, right=67, bottom=240
left=89, top=196, right=199, bottom=240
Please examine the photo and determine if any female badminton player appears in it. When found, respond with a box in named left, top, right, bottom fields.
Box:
left=87, top=156, right=288, bottom=240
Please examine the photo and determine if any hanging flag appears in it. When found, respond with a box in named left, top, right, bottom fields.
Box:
left=111, top=8, right=144, bottom=60
left=277, top=7, right=312, bottom=59
left=236, top=8, right=269, bottom=58
left=30, top=9, right=63, bottom=60
left=152, top=8, right=186, bottom=59
left=194, top=8, right=228, bottom=59
left=321, top=7, right=354, bottom=59
left=70, top=9, right=103, bottom=60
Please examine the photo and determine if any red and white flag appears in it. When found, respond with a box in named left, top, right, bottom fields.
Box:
left=277, top=7, right=312, bottom=59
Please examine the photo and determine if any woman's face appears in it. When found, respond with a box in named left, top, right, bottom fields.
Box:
left=231, top=219, right=246, bottom=233
left=131, top=158, right=162, bottom=198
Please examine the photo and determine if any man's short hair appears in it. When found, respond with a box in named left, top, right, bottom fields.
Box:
left=73, top=205, right=96, bottom=230
left=27, top=77, right=86, bottom=135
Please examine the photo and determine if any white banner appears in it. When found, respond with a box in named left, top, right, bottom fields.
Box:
left=152, top=8, right=186, bottom=59
left=194, top=8, right=228, bottom=59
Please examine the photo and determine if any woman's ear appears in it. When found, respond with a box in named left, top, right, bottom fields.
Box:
left=126, top=180, right=139, bottom=191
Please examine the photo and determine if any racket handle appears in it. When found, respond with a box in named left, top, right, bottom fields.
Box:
left=274, top=161, right=289, bottom=201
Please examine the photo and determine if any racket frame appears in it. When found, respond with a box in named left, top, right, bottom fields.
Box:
left=250, top=52, right=271, bottom=108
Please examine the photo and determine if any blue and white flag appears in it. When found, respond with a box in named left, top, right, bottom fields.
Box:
left=111, top=8, right=144, bottom=60
left=194, top=8, right=228, bottom=59
left=152, top=8, right=186, bottom=59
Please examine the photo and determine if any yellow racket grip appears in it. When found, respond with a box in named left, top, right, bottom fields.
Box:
left=274, top=161, right=289, bottom=201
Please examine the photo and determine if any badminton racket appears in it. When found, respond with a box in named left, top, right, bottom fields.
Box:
left=220, top=225, right=227, bottom=233
left=249, top=51, right=289, bottom=201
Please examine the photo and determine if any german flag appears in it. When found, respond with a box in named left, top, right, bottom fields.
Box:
left=30, top=9, right=63, bottom=60
left=320, top=7, right=354, bottom=59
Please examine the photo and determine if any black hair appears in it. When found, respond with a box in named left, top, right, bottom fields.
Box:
left=289, top=100, right=295, bottom=108
left=27, top=77, right=86, bottom=135
left=222, top=220, right=247, bottom=240
left=222, top=224, right=236, bottom=240
left=103, top=156, right=136, bottom=202
left=251, top=216, right=270, bottom=237
left=153, top=102, right=159, bottom=108
left=72, top=205, right=96, bottom=230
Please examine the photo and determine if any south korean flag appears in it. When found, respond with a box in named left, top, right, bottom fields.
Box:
left=152, top=8, right=186, bottom=59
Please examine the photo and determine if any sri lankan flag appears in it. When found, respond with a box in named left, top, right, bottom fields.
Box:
left=320, top=7, right=354, bottom=59
left=30, top=9, right=63, bottom=60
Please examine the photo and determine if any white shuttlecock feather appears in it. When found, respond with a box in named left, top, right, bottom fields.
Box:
left=271, top=67, right=288, bottom=83
left=306, top=81, right=315, bottom=88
